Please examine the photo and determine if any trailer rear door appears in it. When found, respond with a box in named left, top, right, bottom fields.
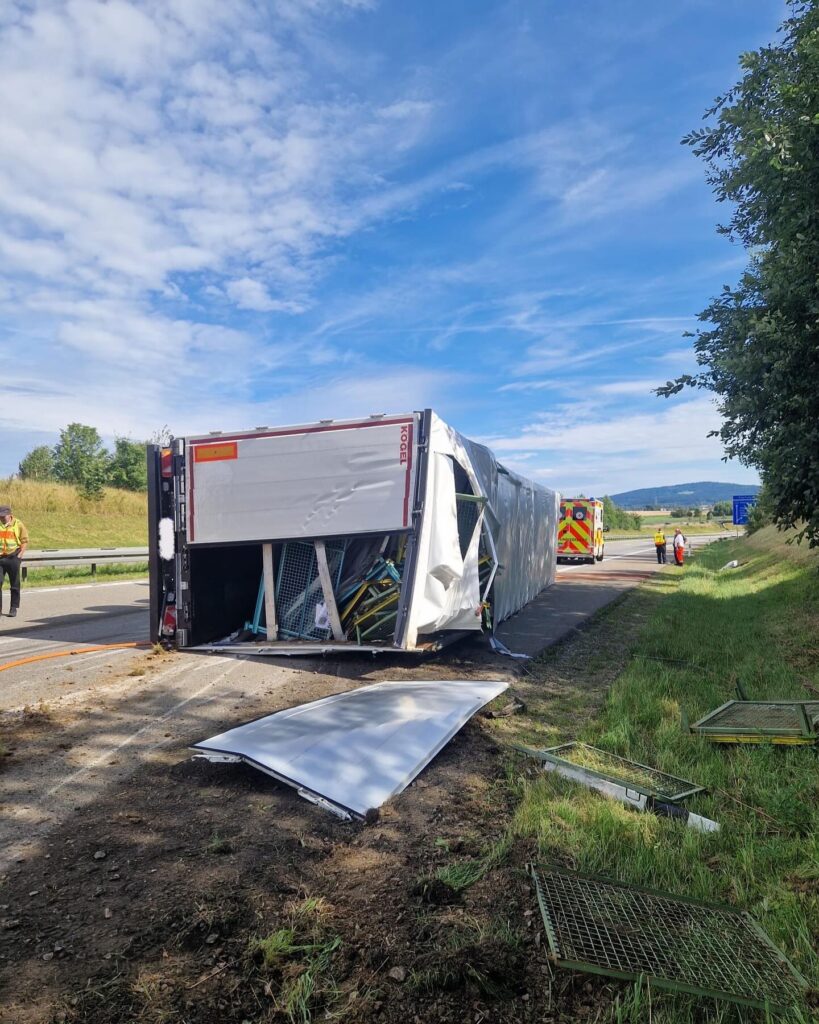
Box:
left=185, top=415, right=418, bottom=545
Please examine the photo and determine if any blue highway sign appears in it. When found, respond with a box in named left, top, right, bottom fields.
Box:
left=732, top=494, right=757, bottom=526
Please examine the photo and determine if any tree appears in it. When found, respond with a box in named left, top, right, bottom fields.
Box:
left=18, top=445, right=55, bottom=481
left=712, top=500, right=733, bottom=518
left=601, top=495, right=641, bottom=531
left=108, top=437, right=147, bottom=491
left=747, top=485, right=774, bottom=534
left=657, top=2, right=819, bottom=545
left=52, top=423, right=110, bottom=490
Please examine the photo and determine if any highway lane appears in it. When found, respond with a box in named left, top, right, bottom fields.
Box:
left=0, top=580, right=150, bottom=710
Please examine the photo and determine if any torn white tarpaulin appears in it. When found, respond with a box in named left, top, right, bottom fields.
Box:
left=404, top=413, right=559, bottom=644
left=192, top=678, right=508, bottom=818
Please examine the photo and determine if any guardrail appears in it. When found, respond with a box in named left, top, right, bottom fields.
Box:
left=22, top=547, right=149, bottom=580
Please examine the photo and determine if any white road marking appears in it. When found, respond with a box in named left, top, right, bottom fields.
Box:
left=23, top=579, right=148, bottom=595
left=43, top=659, right=238, bottom=800
left=2, top=653, right=200, bottom=714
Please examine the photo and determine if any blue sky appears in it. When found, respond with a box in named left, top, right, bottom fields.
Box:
left=0, top=0, right=777, bottom=494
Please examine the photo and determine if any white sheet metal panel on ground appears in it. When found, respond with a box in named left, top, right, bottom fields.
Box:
left=192, top=678, right=507, bottom=818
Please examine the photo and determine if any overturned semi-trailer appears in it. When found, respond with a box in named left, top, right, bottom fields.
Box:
left=148, top=410, right=559, bottom=655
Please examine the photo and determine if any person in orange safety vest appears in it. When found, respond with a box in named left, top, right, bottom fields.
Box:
left=0, top=504, right=29, bottom=617
left=673, top=528, right=685, bottom=566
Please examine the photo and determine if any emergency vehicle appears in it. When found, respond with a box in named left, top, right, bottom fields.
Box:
left=557, top=498, right=604, bottom=564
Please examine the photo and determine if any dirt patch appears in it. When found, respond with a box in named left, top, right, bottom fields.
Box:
left=0, top=595, right=654, bottom=1023
left=0, top=704, right=57, bottom=767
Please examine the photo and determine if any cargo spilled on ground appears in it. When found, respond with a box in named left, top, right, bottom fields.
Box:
left=1, top=528, right=815, bottom=1023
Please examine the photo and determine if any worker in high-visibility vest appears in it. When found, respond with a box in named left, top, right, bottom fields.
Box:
left=0, top=504, right=29, bottom=617
left=653, top=527, right=667, bottom=564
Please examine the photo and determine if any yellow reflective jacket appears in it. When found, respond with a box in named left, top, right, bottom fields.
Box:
left=0, top=517, right=28, bottom=555
left=653, top=531, right=666, bottom=546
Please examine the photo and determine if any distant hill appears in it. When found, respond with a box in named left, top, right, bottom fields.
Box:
left=610, top=481, right=760, bottom=509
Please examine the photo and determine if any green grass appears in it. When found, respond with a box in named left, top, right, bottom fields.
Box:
left=435, top=529, right=818, bottom=1021
left=21, top=562, right=148, bottom=588
left=516, top=531, right=818, bottom=1019
left=253, top=897, right=341, bottom=1024
left=408, top=914, right=523, bottom=997
left=0, top=477, right=147, bottom=548
left=21, top=511, right=147, bottom=548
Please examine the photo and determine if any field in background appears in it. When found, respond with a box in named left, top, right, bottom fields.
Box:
left=606, top=517, right=731, bottom=540
left=0, top=478, right=147, bottom=549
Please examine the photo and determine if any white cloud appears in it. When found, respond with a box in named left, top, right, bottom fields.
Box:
left=0, top=0, right=434, bottom=310
left=482, top=397, right=756, bottom=495
left=225, top=278, right=305, bottom=313
left=594, top=379, right=661, bottom=396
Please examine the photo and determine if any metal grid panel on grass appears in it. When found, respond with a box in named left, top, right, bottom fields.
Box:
left=692, top=700, right=819, bottom=739
left=531, top=866, right=808, bottom=1010
left=275, top=541, right=346, bottom=641
left=539, top=743, right=703, bottom=802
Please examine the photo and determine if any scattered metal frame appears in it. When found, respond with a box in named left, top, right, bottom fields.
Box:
left=530, top=865, right=808, bottom=1011
left=690, top=700, right=819, bottom=745
left=521, top=742, right=704, bottom=802
left=517, top=743, right=718, bottom=833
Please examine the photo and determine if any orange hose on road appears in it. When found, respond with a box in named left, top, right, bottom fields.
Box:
left=0, top=641, right=151, bottom=674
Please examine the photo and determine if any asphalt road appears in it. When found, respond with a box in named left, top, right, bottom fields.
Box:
left=0, top=580, right=150, bottom=711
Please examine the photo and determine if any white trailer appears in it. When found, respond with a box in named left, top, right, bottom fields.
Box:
left=147, top=410, right=558, bottom=654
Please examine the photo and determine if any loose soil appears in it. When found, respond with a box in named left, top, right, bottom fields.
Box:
left=0, top=593, right=652, bottom=1024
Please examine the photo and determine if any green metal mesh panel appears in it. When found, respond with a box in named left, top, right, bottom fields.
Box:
left=531, top=867, right=807, bottom=1010
left=694, top=700, right=819, bottom=734
left=540, top=743, right=703, bottom=802
left=276, top=541, right=345, bottom=641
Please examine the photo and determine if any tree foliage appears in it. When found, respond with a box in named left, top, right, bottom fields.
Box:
left=18, top=425, right=155, bottom=494
left=746, top=484, right=775, bottom=534
left=52, top=423, right=110, bottom=490
left=601, top=495, right=641, bottom=531
left=657, top=1, right=819, bottom=545
left=18, top=445, right=55, bottom=481
left=108, top=437, right=148, bottom=491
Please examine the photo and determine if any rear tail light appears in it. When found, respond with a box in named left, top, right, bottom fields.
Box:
left=161, top=603, right=177, bottom=637
left=160, top=448, right=173, bottom=477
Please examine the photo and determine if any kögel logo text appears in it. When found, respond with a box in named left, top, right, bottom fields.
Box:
left=399, top=425, right=410, bottom=465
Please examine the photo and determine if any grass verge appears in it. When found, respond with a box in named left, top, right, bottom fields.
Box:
left=21, top=562, right=148, bottom=588
left=435, top=529, right=819, bottom=1021
left=605, top=520, right=733, bottom=540
left=0, top=478, right=147, bottom=548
